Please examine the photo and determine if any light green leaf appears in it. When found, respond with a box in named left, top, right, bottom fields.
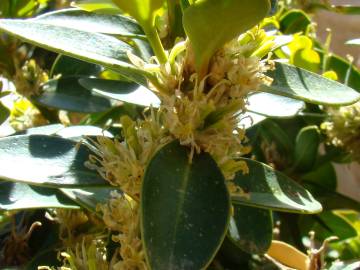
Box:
left=33, top=77, right=112, bottom=113
left=183, top=0, right=270, bottom=76
left=0, top=18, right=147, bottom=84
left=246, top=92, right=305, bottom=118
left=79, top=78, right=160, bottom=107
left=34, top=8, right=145, bottom=38
left=0, top=135, right=109, bottom=188
left=260, top=62, right=360, bottom=105
left=231, top=158, right=322, bottom=213
left=293, top=126, right=320, bottom=172
left=346, top=38, right=360, bottom=46
left=141, top=141, right=230, bottom=270
left=72, top=0, right=121, bottom=15
left=228, top=205, right=272, bottom=254
left=0, top=181, right=79, bottom=210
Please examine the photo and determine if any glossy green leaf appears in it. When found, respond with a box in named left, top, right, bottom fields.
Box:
left=0, top=101, right=9, bottom=124
left=228, top=205, right=272, bottom=254
left=231, top=158, right=322, bottom=213
left=79, top=78, right=160, bottom=107
left=72, top=0, right=122, bottom=15
left=293, top=126, right=320, bottom=172
left=141, top=141, right=230, bottom=270
left=279, top=9, right=311, bottom=34
left=0, top=135, right=109, bottom=187
left=260, top=62, right=360, bottom=105
left=299, top=211, right=357, bottom=241
left=346, top=39, right=360, bottom=46
left=61, top=187, right=115, bottom=215
left=50, top=55, right=102, bottom=78
left=0, top=18, right=147, bottom=84
left=246, top=92, right=305, bottom=118
left=183, top=0, right=270, bottom=76
left=33, top=77, right=112, bottom=113
left=0, top=181, right=79, bottom=210
left=34, top=8, right=145, bottom=37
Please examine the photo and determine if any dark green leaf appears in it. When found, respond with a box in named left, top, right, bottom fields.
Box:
left=0, top=18, right=147, bottom=84
left=0, top=181, right=79, bottom=210
left=332, top=5, right=360, bottom=15
left=279, top=9, right=311, bottom=34
left=79, top=78, right=160, bottom=107
left=302, top=162, right=337, bottom=191
left=183, top=0, right=270, bottom=75
left=0, top=101, right=9, bottom=124
left=260, top=62, right=360, bottom=105
left=293, top=126, right=320, bottom=172
left=33, top=77, right=112, bottom=113
left=228, top=205, right=272, bottom=254
left=50, top=55, right=102, bottom=77
left=246, top=92, right=305, bottom=118
left=231, top=158, right=322, bottom=213
left=34, top=8, right=145, bottom=37
left=141, top=141, right=230, bottom=270
left=0, top=135, right=109, bottom=187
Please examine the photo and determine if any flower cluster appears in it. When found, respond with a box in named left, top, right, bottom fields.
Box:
left=86, top=28, right=274, bottom=269
left=322, top=101, right=360, bottom=161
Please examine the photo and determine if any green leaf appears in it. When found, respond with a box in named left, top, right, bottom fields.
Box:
left=72, top=0, right=122, bottom=15
left=346, top=39, right=360, bottom=46
left=34, top=8, right=145, bottom=38
left=33, top=77, right=112, bottom=113
left=260, top=62, right=360, bottom=105
left=279, top=9, right=311, bottom=34
left=0, top=135, right=109, bottom=188
left=182, top=0, right=270, bottom=76
left=60, top=187, right=115, bottom=216
left=231, top=158, right=322, bottom=213
left=141, top=141, right=230, bottom=270
left=0, top=101, right=9, bottom=124
left=302, top=162, right=337, bottom=192
left=50, top=55, right=102, bottom=78
left=0, top=181, right=79, bottom=210
left=228, top=205, right=272, bottom=254
left=56, top=125, right=113, bottom=139
left=329, top=261, right=360, bottom=270
left=293, top=126, right=320, bottom=172
left=299, top=211, right=357, bottom=241
left=326, top=54, right=360, bottom=91
left=79, top=78, right=160, bottom=107
left=332, top=5, right=360, bottom=15
left=0, top=18, right=147, bottom=84
left=246, top=92, right=305, bottom=118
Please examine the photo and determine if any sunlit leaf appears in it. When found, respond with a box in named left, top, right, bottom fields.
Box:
left=0, top=135, right=108, bottom=187
left=231, top=158, right=322, bottom=213
left=183, top=0, right=270, bottom=76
